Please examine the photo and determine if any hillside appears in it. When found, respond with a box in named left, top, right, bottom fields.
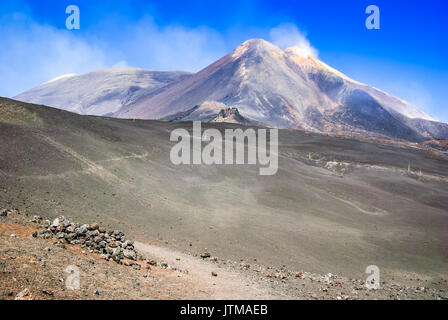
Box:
left=1, top=97, right=448, bottom=285
left=14, top=68, right=192, bottom=116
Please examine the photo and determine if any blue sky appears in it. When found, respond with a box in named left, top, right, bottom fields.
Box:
left=1, top=0, right=447, bottom=122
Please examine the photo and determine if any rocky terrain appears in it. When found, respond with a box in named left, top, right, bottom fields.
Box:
left=1, top=97, right=448, bottom=300
left=210, top=107, right=256, bottom=125
left=0, top=209, right=211, bottom=299
left=162, top=101, right=263, bottom=126
left=2, top=208, right=447, bottom=300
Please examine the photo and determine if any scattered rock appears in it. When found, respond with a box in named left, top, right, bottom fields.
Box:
left=15, top=288, right=31, bottom=300
left=133, top=263, right=141, bottom=270
left=100, top=254, right=109, bottom=261
left=31, top=215, right=42, bottom=223
left=278, top=274, right=288, bottom=280
left=77, top=224, right=89, bottom=236
left=51, top=216, right=70, bottom=228
left=211, top=272, right=218, bottom=277
left=200, top=252, right=211, bottom=259
left=89, top=223, right=99, bottom=231
left=42, top=289, right=54, bottom=296
left=56, top=232, right=66, bottom=239
left=147, top=259, right=157, bottom=266
left=123, top=249, right=137, bottom=261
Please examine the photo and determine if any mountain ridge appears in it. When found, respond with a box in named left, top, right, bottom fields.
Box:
left=14, top=67, right=193, bottom=116
left=14, top=39, right=447, bottom=142
left=113, top=39, right=445, bottom=142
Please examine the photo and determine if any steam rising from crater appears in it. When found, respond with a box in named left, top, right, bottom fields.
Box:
left=269, top=23, right=318, bottom=58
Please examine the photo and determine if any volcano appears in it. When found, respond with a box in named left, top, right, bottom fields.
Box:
left=15, top=39, right=448, bottom=142
left=114, top=39, right=448, bottom=141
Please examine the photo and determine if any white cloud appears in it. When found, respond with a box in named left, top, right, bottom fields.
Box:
left=0, top=14, right=320, bottom=98
left=269, top=23, right=318, bottom=58
left=0, top=14, right=228, bottom=97
left=111, top=16, right=227, bottom=72
left=0, top=14, right=107, bottom=97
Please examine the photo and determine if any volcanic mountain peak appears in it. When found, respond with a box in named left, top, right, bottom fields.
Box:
left=14, top=38, right=446, bottom=141
left=231, top=38, right=283, bottom=59
left=121, top=38, right=445, bottom=141
left=233, top=40, right=343, bottom=82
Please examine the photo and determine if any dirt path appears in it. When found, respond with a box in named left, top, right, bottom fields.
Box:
left=135, top=241, right=284, bottom=299
left=0, top=209, right=283, bottom=300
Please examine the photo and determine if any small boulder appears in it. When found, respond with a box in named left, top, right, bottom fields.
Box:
left=15, top=288, right=31, bottom=300
left=88, top=223, right=99, bottom=230
left=133, top=263, right=141, bottom=270
left=123, top=249, right=137, bottom=261
left=76, top=224, right=89, bottom=236
left=147, top=259, right=157, bottom=266
left=31, top=215, right=42, bottom=223
left=111, top=247, right=122, bottom=257
left=56, top=232, right=66, bottom=239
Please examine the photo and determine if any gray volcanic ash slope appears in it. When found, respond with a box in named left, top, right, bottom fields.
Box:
left=115, top=39, right=447, bottom=142
left=14, top=68, right=192, bottom=116
left=1, top=97, right=448, bottom=282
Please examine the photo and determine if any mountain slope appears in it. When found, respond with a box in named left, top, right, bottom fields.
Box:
left=14, top=68, right=192, bottom=116
left=1, top=97, right=448, bottom=285
left=115, top=39, right=446, bottom=142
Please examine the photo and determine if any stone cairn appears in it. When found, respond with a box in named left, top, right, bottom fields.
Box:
left=31, top=215, right=142, bottom=269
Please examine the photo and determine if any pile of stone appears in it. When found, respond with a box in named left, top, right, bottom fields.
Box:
left=31, top=215, right=141, bottom=267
